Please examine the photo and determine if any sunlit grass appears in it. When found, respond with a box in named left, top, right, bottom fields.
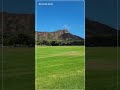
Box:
left=36, top=46, right=85, bottom=89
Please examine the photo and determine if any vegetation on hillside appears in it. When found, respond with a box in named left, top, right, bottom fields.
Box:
left=36, top=40, right=84, bottom=46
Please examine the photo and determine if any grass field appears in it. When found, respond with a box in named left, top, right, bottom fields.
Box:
left=36, top=46, right=85, bottom=89
left=0, top=47, right=34, bottom=90
left=0, top=47, right=120, bottom=90
left=86, top=47, right=118, bottom=90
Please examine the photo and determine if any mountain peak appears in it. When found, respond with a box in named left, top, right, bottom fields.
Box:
left=55, top=29, right=69, bottom=34
left=36, top=29, right=83, bottom=41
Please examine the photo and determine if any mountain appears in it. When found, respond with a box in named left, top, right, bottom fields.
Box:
left=1, top=12, right=34, bottom=33
left=0, top=12, right=119, bottom=46
left=0, top=12, right=35, bottom=46
left=86, top=19, right=118, bottom=46
left=36, top=30, right=84, bottom=41
left=86, top=19, right=117, bottom=36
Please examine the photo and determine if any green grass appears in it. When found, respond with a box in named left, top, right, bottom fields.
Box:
left=0, top=47, right=119, bottom=90
left=0, top=47, right=34, bottom=90
left=36, top=46, right=85, bottom=90
left=85, top=47, right=118, bottom=90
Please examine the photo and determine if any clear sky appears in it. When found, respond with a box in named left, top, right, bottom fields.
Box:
left=86, top=0, right=118, bottom=29
left=1, top=0, right=34, bottom=14
left=1, top=0, right=119, bottom=30
left=0, top=0, right=120, bottom=31
left=35, top=0, right=85, bottom=38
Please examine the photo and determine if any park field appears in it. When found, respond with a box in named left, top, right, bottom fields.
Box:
left=36, top=46, right=85, bottom=89
left=0, top=47, right=34, bottom=90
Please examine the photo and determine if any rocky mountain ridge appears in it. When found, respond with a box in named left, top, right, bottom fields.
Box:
left=36, top=29, right=84, bottom=41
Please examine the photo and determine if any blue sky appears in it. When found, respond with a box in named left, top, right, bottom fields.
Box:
left=1, top=0, right=120, bottom=30
left=35, top=0, right=85, bottom=38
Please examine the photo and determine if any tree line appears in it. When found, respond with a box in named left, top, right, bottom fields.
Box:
left=36, top=40, right=84, bottom=46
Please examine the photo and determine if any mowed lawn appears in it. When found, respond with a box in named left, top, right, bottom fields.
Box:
left=36, top=46, right=85, bottom=89
left=0, top=47, right=34, bottom=90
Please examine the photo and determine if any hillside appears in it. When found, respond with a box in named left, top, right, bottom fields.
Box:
left=86, top=19, right=117, bottom=46
left=36, top=30, right=83, bottom=41
left=86, top=19, right=117, bottom=36
left=36, top=30, right=84, bottom=46
left=0, top=12, right=119, bottom=46
left=0, top=12, right=34, bottom=46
